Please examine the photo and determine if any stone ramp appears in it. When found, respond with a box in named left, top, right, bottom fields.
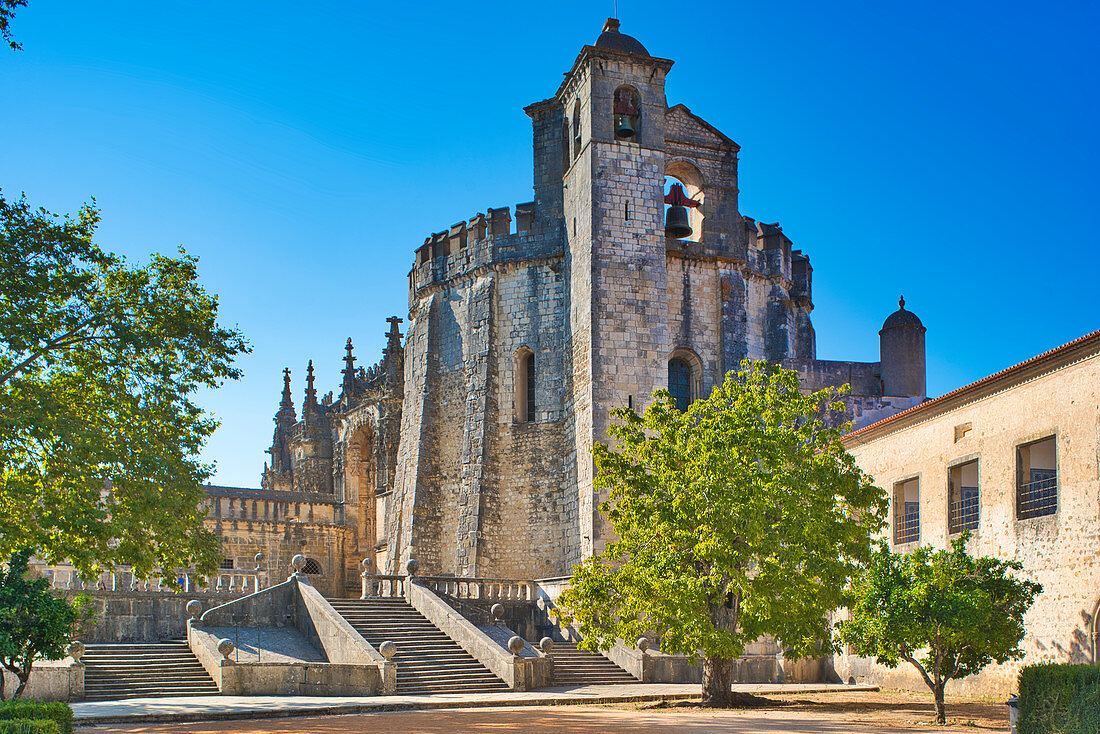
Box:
left=550, top=642, right=638, bottom=684
left=327, top=597, right=509, bottom=695
left=83, top=640, right=219, bottom=701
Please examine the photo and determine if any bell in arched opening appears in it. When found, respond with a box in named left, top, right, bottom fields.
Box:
left=664, top=182, right=701, bottom=239
left=665, top=205, right=692, bottom=238
left=615, top=114, right=635, bottom=139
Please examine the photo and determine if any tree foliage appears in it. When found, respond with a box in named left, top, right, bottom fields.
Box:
left=0, top=193, right=248, bottom=581
left=0, top=549, right=92, bottom=700
left=556, top=361, right=886, bottom=705
left=838, top=533, right=1042, bottom=724
left=1, top=0, right=27, bottom=50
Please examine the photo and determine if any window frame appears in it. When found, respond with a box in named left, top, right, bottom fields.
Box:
left=1015, top=434, right=1058, bottom=520
left=946, top=456, right=980, bottom=535
left=892, top=475, right=921, bottom=546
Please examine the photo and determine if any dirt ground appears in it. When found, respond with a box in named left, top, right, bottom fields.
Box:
left=76, top=691, right=1010, bottom=733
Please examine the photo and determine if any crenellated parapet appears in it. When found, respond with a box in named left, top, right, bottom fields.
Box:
left=408, top=203, right=565, bottom=295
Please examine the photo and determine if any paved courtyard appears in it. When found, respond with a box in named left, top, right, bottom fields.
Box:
left=74, top=692, right=1009, bottom=733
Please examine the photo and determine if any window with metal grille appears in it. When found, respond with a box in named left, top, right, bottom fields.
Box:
left=301, top=558, right=322, bottom=575
left=1017, top=436, right=1057, bottom=519
left=948, top=459, right=979, bottom=534
left=893, top=478, right=920, bottom=545
left=219, top=558, right=234, bottom=570
left=668, top=358, right=692, bottom=412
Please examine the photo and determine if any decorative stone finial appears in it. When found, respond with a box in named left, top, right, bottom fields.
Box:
left=491, top=603, right=505, bottom=621
left=291, top=554, right=307, bottom=574
left=637, top=636, right=650, bottom=653
left=254, top=552, right=264, bottom=568
left=379, top=640, right=397, bottom=660
left=218, top=638, right=235, bottom=660
left=68, top=641, right=85, bottom=662
left=361, top=557, right=372, bottom=571
left=186, top=600, right=203, bottom=621
left=405, top=557, right=419, bottom=577
left=603, top=17, right=620, bottom=33
left=507, top=636, right=525, bottom=655
left=899, top=295, right=905, bottom=309
left=539, top=637, right=554, bottom=654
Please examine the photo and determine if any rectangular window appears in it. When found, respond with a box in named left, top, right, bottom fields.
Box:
left=1017, top=436, right=1057, bottom=519
left=948, top=459, right=979, bottom=534
left=893, top=478, right=919, bottom=545
left=526, top=353, right=536, bottom=423
left=219, top=557, right=234, bottom=570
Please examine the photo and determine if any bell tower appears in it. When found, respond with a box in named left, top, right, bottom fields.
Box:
left=558, top=19, right=675, bottom=558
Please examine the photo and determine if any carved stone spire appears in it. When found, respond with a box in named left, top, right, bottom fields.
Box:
left=383, top=316, right=404, bottom=391
left=277, top=367, right=296, bottom=424
left=341, top=338, right=358, bottom=402
left=303, top=359, right=318, bottom=413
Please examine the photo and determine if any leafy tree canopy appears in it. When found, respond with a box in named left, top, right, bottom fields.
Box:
left=556, top=362, right=886, bottom=705
left=1, top=0, right=27, bottom=50
left=0, top=193, right=248, bottom=581
left=838, top=533, right=1042, bottom=723
left=0, top=549, right=92, bottom=699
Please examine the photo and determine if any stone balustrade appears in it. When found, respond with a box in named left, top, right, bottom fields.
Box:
left=29, top=562, right=268, bottom=596
left=422, top=576, right=536, bottom=601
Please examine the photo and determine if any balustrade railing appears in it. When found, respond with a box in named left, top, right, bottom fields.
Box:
left=421, top=576, right=536, bottom=601
left=1017, top=475, right=1057, bottom=519
left=28, top=562, right=268, bottom=596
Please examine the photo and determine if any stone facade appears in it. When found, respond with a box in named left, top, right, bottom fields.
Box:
left=836, top=330, right=1100, bottom=697
left=207, top=19, right=926, bottom=585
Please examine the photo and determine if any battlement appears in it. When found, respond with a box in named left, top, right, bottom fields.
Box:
left=409, top=201, right=564, bottom=294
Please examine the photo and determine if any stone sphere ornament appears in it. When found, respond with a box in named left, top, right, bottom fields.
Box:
left=67, top=641, right=85, bottom=662
left=361, top=557, right=372, bottom=571
left=186, top=600, right=203, bottom=620
left=490, top=603, right=505, bottom=621
left=254, top=552, right=265, bottom=564
left=217, top=638, right=235, bottom=660
left=539, top=637, right=554, bottom=654
left=636, top=636, right=650, bottom=653
left=379, top=640, right=397, bottom=660
left=291, top=554, right=307, bottom=573
left=405, top=557, right=419, bottom=576
left=507, top=636, right=525, bottom=655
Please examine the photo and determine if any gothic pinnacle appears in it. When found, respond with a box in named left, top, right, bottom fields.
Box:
left=304, top=359, right=317, bottom=411
left=341, top=338, right=357, bottom=401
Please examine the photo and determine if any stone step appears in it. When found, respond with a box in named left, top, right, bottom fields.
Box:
left=82, top=640, right=219, bottom=701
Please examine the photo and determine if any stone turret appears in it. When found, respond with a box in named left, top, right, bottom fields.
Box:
left=879, top=296, right=927, bottom=399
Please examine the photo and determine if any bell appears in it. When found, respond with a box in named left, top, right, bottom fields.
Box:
left=615, top=114, right=635, bottom=139
left=665, top=205, right=692, bottom=239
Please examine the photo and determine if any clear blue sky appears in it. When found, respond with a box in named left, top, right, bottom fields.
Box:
left=2, top=1, right=1097, bottom=488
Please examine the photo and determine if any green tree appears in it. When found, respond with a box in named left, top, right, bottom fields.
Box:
left=556, top=362, right=886, bottom=706
left=0, top=193, right=247, bottom=581
left=0, top=549, right=92, bottom=700
left=838, top=534, right=1042, bottom=724
left=1, top=0, right=28, bottom=50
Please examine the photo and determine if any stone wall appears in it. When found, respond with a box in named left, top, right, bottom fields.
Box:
left=838, top=345, right=1100, bottom=696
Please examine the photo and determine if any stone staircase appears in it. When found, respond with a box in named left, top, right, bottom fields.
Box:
left=550, top=642, right=638, bottom=685
left=82, top=640, right=219, bottom=701
left=328, top=598, right=510, bottom=694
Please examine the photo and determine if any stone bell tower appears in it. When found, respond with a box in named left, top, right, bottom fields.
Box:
left=558, top=19, right=676, bottom=557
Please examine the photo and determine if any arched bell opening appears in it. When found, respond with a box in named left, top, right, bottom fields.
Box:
left=664, top=160, right=706, bottom=243
left=613, top=85, right=641, bottom=141
left=346, top=426, right=378, bottom=573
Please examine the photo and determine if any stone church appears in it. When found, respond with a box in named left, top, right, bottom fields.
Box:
left=205, top=19, right=927, bottom=596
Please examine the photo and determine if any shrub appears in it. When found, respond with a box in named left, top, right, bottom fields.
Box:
left=0, top=702, right=71, bottom=734
left=0, top=720, right=61, bottom=734
left=1018, top=663, right=1100, bottom=734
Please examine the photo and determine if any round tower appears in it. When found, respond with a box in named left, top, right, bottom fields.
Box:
left=879, top=296, right=926, bottom=399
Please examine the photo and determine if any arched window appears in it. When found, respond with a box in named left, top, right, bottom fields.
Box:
left=613, top=85, right=640, bottom=141
left=301, top=558, right=323, bottom=575
left=668, top=358, right=692, bottom=412
left=572, top=101, right=582, bottom=159
left=515, top=347, right=536, bottom=423
left=561, top=118, right=571, bottom=174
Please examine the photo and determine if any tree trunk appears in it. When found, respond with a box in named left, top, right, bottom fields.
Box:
left=934, top=682, right=946, bottom=724
left=701, top=654, right=733, bottom=707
